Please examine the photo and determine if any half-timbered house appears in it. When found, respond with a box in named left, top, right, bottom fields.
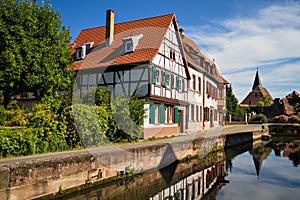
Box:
left=72, top=10, right=189, bottom=139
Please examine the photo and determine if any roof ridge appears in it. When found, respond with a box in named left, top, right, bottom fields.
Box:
left=79, top=13, right=175, bottom=32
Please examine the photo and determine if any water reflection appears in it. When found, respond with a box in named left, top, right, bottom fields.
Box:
left=57, top=137, right=300, bottom=200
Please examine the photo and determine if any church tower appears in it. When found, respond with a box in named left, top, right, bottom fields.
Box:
left=240, top=69, right=273, bottom=107
left=252, top=68, right=262, bottom=90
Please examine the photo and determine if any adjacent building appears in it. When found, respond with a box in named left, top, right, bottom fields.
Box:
left=71, top=10, right=227, bottom=138
left=181, top=33, right=228, bottom=131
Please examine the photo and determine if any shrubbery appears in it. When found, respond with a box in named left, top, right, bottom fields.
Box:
left=0, top=87, right=146, bottom=158
left=250, top=113, right=268, bottom=123
left=273, top=115, right=300, bottom=123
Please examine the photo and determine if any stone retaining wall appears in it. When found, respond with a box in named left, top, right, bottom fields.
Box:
left=0, top=128, right=266, bottom=200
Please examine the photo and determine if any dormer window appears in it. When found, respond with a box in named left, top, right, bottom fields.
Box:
left=76, top=42, right=94, bottom=61
left=125, top=41, right=133, bottom=52
left=122, top=34, right=143, bottom=54
left=76, top=45, right=86, bottom=60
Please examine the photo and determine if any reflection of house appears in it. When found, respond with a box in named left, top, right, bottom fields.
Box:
left=149, top=162, right=226, bottom=200
left=71, top=10, right=227, bottom=138
left=240, top=69, right=273, bottom=107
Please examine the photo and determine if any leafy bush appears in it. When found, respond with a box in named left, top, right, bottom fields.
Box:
left=0, top=105, right=6, bottom=125
left=250, top=113, right=268, bottom=123
left=272, top=115, right=300, bottom=123
left=3, top=101, right=28, bottom=126
left=273, top=115, right=289, bottom=123
left=0, top=128, right=39, bottom=157
left=288, top=115, right=300, bottom=123
left=73, top=104, right=109, bottom=147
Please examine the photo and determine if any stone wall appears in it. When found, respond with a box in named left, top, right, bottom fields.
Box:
left=0, top=128, right=266, bottom=200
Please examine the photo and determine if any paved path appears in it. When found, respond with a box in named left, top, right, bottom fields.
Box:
left=0, top=124, right=264, bottom=167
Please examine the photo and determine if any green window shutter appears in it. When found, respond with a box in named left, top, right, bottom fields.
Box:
left=161, top=70, right=166, bottom=87
left=152, top=66, right=157, bottom=84
left=174, top=107, right=179, bottom=123
left=160, top=105, right=166, bottom=124
left=171, top=74, right=175, bottom=89
left=176, top=76, right=180, bottom=91
left=149, top=103, right=155, bottom=124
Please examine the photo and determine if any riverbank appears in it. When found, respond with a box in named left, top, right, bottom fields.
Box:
left=0, top=124, right=268, bottom=200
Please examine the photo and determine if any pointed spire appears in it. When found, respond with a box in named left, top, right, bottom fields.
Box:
left=252, top=68, right=262, bottom=90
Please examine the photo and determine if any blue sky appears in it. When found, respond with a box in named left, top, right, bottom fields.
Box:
left=51, top=0, right=300, bottom=102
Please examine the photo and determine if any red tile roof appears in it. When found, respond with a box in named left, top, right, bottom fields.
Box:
left=72, top=14, right=175, bottom=70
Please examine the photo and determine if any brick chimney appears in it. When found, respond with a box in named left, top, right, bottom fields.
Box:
left=105, top=9, right=114, bottom=47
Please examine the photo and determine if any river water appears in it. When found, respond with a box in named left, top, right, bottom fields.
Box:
left=60, top=137, right=300, bottom=200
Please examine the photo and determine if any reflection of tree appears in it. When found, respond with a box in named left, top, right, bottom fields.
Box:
left=226, top=159, right=233, bottom=173
left=271, top=141, right=300, bottom=167
left=249, top=145, right=272, bottom=177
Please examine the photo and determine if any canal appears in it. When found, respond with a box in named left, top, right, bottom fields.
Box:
left=44, top=136, right=300, bottom=200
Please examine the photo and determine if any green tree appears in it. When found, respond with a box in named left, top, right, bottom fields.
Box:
left=0, top=0, right=74, bottom=107
left=287, top=91, right=300, bottom=114
left=257, top=95, right=272, bottom=107
left=226, top=84, right=246, bottom=120
left=226, top=84, right=238, bottom=116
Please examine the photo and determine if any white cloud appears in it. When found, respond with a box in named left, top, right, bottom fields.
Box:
left=185, top=2, right=300, bottom=101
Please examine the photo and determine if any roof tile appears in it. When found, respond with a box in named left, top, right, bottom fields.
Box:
left=72, top=14, right=175, bottom=70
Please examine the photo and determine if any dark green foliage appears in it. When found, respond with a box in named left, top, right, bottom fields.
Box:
left=0, top=0, right=74, bottom=106
left=2, top=100, right=28, bottom=126
left=257, top=96, right=272, bottom=107
left=287, top=91, right=300, bottom=114
left=226, top=84, right=238, bottom=116
left=226, top=84, right=246, bottom=119
left=250, top=113, right=268, bottom=123
left=0, top=104, right=6, bottom=125
left=76, top=87, right=146, bottom=145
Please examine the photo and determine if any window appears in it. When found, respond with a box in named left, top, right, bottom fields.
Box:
left=176, top=76, right=182, bottom=91
left=154, top=104, right=159, bottom=124
left=170, top=49, right=176, bottom=60
left=204, top=107, right=209, bottom=121
left=122, top=34, right=143, bottom=53
left=200, top=106, right=202, bottom=121
left=77, top=49, right=82, bottom=59
left=171, top=74, right=175, bottom=89
left=167, top=106, right=173, bottom=123
left=191, top=105, right=194, bottom=121
left=152, top=66, right=157, bottom=84
left=192, top=74, right=196, bottom=91
left=196, top=106, right=199, bottom=121
left=125, top=41, right=133, bottom=52
left=198, top=77, right=201, bottom=93
left=219, top=89, right=223, bottom=99
left=156, top=69, right=160, bottom=84
left=161, top=70, right=166, bottom=87
left=76, top=45, right=86, bottom=60
left=214, top=110, right=218, bottom=121
left=165, top=73, right=170, bottom=87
